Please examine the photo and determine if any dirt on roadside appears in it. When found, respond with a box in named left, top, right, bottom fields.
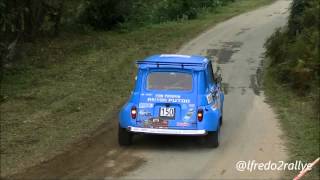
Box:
left=6, top=117, right=145, bottom=179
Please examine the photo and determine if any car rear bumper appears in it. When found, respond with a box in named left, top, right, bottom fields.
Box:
left=128, top=126, right=207, bottom=136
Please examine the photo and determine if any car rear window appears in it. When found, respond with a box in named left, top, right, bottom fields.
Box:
left=147, top=72, right=192, bottom=91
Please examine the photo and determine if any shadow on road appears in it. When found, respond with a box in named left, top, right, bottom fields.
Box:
left=131, top=134, right=216, bottom=152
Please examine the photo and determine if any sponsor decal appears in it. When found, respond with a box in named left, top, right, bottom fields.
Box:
left=141, top=93, right=152, bottom=97
left=206, top=94, right=213, bottom=104
left=211, top=102, right=218, bottom=110
left=187, top=108, right=194, bottom=117
left=143, top=118, right=168, bottom=128
left=147, top=97, right=190, bottom=103
left=152, top=118, right=159, bottom=122
left=183, top=115, right=191, bottom=121
left=146, top=94, right=191, bottom=104
left=183, top=108, right=194, bottom=122
left=177, top=122, right=190, bottom=127
left=143, top=120, right=151, bottom=128
left=217, top=94, right=221, bottom=109
left=139, top=110, right=152, bottom=116
left=164, top=94, right=181, bottom=99
left=139, top=103, right=154, bottom=108
left=210, top=93, right=221, bottom=110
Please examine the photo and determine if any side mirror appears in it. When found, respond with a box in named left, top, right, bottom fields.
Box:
left=212, top=89, right=218, bottom=98
left=216, top=74, right=222, bottom=83
left=215, top=66, right=222, bottom=83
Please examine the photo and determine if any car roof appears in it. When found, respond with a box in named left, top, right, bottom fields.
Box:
left=136, top=54, right=210, bottom=70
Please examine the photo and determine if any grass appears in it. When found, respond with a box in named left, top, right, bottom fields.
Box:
left=1, top=0, right=276, bottom=177
left=263, top=66, right=320, bottom=179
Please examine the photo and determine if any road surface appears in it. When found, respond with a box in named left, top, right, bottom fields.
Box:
left=10, top=0, right=291, bottom=179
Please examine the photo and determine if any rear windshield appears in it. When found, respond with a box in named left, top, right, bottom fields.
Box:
left=146, top=72, right=192, bottom=91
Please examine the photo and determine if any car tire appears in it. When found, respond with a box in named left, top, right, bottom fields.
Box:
left=118, top=125, right=132, bottom=146
left=206, top=128, right=220, bottom=148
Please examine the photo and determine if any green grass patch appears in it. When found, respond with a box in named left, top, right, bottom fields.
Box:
left=263, top=65, right=320, bottom=179
left=1, top=0, right=275, bottom=177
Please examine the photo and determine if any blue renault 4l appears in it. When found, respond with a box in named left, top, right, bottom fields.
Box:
left=119, top=54, right=224, bottom=148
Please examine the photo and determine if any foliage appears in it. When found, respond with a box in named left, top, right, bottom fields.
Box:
left=79, top=0, right=131, bottom=29
left=79, top=0, right=235, bottom=29
left=264, top=1, right=319, bottom=178
left=0, top=0, right=63, bottom=40
left=265, top=0, right=319, bottom=94
left=288, top=0, right=306, bottom=36
left=157, top=0, right=199, bottom=21
left=264, top=67, right=320, bottom=179
left=0, top=0, right=237, bottom=38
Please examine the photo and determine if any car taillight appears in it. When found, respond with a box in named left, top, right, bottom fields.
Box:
left=131, top=106, right=137, bottom=119
left=197, top=109, right=203, bottom=121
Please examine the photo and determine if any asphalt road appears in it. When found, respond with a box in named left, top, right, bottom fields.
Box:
left=10, top=1, right=291, bottom=179
left=124, top=0, right=291, bottom=179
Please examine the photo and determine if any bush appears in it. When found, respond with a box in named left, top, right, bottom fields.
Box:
left=154, top=0, right=235, bottom=22
left=288, top=0, right=307, bottom=36
left=79, top=0, right=132, bottom=29
left=265, top=0, right=319, bottom=94
left=159, top=0, right=199, bottom=21
left=79, top=0, right=236, bottom=29
left=0, top=0, right=64, bottom=40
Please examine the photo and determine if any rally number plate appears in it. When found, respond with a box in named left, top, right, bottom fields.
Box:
left=159, top=107, right=175, bottom=118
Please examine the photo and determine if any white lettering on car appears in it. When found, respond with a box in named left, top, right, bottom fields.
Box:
left=147, top=95, right=191, bottom=104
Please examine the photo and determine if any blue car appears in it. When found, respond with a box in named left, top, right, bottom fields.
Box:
left=119, top=54, right=224, bottom=148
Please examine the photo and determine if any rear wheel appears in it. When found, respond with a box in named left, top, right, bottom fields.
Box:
left=118, top=125, right=132, bottom=146
left=206, top=128, right=220, bottom=148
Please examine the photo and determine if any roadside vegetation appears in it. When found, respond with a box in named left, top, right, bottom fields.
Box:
left=1, top=0, right=275, bottom=177
left=264, top=0, right=319, bottom=179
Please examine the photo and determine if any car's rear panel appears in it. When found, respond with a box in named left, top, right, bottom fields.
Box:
left=135, top=70, right=198, bottom=130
